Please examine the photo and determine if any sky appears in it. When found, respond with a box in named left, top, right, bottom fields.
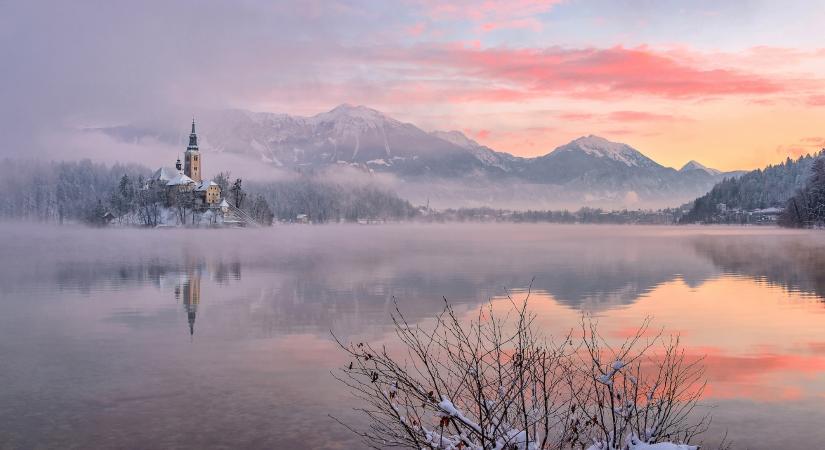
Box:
left=3, top=0, right=825, bottom=170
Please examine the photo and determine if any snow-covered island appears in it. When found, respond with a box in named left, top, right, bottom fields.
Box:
left=91, top=120, right=269, bottom=228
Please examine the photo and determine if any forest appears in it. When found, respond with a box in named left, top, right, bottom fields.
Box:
left=679, top=152, right=823, bottom=224
left=779, top=157, right=825, bottom=227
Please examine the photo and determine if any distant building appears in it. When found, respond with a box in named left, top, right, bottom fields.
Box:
left=149, top=119, right=222, bottom=205
left=184, top=119, right=202, bottom=182
left=195, top=180, right=221, bottom=205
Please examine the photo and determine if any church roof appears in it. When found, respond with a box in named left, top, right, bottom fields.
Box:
left=195, top=180, right=218, bottom=191
left=166, top=173, right=196, bottom=186
left=151, top=167, right=180, bottom=182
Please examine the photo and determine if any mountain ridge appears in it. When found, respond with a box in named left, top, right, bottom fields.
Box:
left=93, top=104, right=740, bottom=208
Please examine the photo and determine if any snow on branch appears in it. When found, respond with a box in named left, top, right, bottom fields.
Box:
left=332, top=293, right=717, bottom=450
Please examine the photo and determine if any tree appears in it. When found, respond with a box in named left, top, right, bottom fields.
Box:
left=137, top=182, right=164, bottom=227
left=230, top=178, right=246, bottom=209
left=109, top=174, right=135, bottom=222
left=84, top=199, right=109, bottom=226
left=248, top=194, right=274, bottom=226
left=214, top=171, right=231, bottom=194
left=171, top=188, right=196, bottom=225
left=780, top=154, right=825, bottom=227
left=334, top=294, right=708, bottom=450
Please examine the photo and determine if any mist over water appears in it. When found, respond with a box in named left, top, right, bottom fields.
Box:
left=1, top=223, right=824, bottom=449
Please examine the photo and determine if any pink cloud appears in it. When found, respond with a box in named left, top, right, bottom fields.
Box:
left=800, top=137, right=825, bottom=147
left=416, top=0, right=562, bottom=31
left=475, top=129, right=491, bottom=139
left=261, top=43, right=805, bottom=112
left=601, top=128, right=635, bottom=136
left=480, top=17, right=543, bottom=32
left=558, top=112, right=595, bottom=121
left=808, top=95, right=825, bottom=106
left=775, top=137, right=825, bottom=157
left=420, top=0, right=562, bottom=19
left=406, top=22, right=427, bottom=37
left=397, top=44, right=784, bottom=100
left=607, top=110, right=678, bottom=122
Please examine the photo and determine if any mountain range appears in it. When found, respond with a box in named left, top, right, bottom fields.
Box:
left=96, top=104, right=742, bottom=208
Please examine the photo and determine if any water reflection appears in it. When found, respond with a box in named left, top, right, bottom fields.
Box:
left=1, top=224, right=825, bottom=449
left=691, top=235, right=825, bottom=300
left=175, top=273, right=200, bottom=336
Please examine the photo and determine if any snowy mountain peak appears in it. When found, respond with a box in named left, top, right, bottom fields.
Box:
left=555, top=135, right=657, bottom=167
left=680, top=160, right=721, bottom=175
left=430, top=130, right=480, bottom=150
left=313, top=104, right=400, bottom=126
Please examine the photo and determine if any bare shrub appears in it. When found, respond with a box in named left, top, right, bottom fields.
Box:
left=333, top=293, right=709, bottom=450
left=566, top=319, right=707, bottom=449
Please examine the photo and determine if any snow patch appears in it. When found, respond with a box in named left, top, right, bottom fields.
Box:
left=556, top=135, right=654, bottom=167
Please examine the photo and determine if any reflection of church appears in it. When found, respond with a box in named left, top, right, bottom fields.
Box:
left=170, top=262, right=241, bottom=338
left=174, top=274, right=201, bottom=336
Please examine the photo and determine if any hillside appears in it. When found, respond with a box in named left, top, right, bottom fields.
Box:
left=679, top=152, right=823, bottom=223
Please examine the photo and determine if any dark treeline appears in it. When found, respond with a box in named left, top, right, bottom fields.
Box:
left=680, top=152, right=822, bottom=224
left=247, top=178, right=419, bottom=223
left=780, top=157, right=825, bottom=227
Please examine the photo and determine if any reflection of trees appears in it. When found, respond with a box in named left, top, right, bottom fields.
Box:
left=22, top=228, right=825, bottom=342
left=28, top=258, right=242, bottom=294
left=691, top=235, right=825, bottom=300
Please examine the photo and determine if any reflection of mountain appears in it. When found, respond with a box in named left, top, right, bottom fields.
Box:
left=691, top=235, right=825, bottom=300
left=194, top=231, right=724, bottom=337
left=9, top=225, right=825, bottom=341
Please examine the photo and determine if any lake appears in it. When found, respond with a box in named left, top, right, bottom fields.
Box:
left=1, top=223, right=824, bottom=449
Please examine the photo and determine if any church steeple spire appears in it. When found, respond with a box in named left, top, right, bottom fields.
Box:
left=187, top=117, right=199, bottom=150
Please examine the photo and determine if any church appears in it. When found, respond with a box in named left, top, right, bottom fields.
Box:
left=149, top=119, right=223, bottom=207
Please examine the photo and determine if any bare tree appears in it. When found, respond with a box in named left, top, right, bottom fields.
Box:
left=230, top=178, right=246, bottom=209
left=137, top=182, right=164, bottom=227
left=171, top=188, right=195, bottom=225
left=334, top=294, right=709, bottom=450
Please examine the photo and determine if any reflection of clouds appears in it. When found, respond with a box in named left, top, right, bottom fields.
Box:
left=698, top=348, right=825, bottom=401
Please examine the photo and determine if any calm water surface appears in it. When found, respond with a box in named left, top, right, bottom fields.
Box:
left=1, top=224, right=824, bottom=449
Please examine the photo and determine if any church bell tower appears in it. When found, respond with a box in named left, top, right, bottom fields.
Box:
left=184, top=118, right=202, bottom=182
